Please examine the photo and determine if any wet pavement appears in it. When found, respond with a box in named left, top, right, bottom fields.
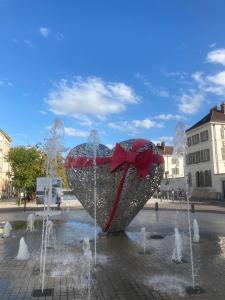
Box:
left=0, top=208, right=225, bottom=299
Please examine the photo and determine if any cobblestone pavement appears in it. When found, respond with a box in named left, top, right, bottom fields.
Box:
left=0, top=209, right=225, bottom=299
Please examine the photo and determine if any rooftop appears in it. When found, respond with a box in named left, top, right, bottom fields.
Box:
left=186, top=103, right=225, bottom=132
left=0, top=129, right=12, bottom=142
left=156, top=142, right=173, bottom=155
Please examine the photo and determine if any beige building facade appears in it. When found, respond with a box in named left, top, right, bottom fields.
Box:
left=157, top=142, right=185, bottom=193
left=0, top=129, right=12, bottom=198
left=186, top=103, right=225, bottom=200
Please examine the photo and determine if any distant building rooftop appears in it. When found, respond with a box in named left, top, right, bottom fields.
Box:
left=186, top=103, right=225, bottom=132
left=0, top=129, right=12, bottom=142
left=156, top=141, right=173, bottom=155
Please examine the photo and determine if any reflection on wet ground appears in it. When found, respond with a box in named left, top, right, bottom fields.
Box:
left=0, top=209, right=225, bottom=299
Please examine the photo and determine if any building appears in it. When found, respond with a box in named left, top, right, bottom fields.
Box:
left=186, top=103, right=225, bottom=200
left=157, top=142, right=185, bottom=194
left=0, top=129, right=12, bottom=198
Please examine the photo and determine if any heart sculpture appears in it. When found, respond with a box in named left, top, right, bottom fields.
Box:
left=65, top=139, right=164, bottom=233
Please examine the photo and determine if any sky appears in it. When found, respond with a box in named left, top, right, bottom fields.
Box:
left=1, top=0, right=225, bottom=150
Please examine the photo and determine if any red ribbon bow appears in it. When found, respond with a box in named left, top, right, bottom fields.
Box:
left=110, top=140, right=154, bottom=178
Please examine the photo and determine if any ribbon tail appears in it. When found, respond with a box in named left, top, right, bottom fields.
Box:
left=103, top=164, right=130, bottom=232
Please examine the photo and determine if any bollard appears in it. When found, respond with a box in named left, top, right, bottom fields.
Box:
left=155, top=202, right=159, bottom=211
left=190, top=203, right=195, bottom=213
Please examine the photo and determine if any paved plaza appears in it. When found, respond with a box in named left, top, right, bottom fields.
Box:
left=0, top=206, right=225, bottom=299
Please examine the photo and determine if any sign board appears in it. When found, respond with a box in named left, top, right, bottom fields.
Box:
left=36, top=177, right=62, bottom=204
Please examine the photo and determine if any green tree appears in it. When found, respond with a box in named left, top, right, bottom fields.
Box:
left=7, top=146, right=45, bottom=209
left=36, top=143, right=68, bottom=188
left=56, top=155, right=68, bottom=189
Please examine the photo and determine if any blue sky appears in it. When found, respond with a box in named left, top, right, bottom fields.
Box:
left=1, top=0, right=225, bottom=150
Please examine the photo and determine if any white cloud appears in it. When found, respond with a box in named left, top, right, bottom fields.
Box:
left=132, top=119, right=163, bottom=129
left=106, top=143, right=114, bottom=149
left=64, top=127, right=89, bottom=138
left=39, top=27, right=50, bottom=37
left=108, top=122, right=126, bottom=131
left=158, top=89, right=170, bottom=97
left=192, top=72, right=204, bottom=84
left=152, top=136, right=173, bottom=145
left=163, top=49, right=225, bottom=115
left=108, top=118, right=163, bottom=134
left=207, top=48, right=225, bottom=66
left=162, top=70, right=188, bottom=81
left=135, top=73, right=170, bottom=98
left=153, top=114, right=182, bottom=121
left=158, top=136, right=173, bottom=142
left=24, top=40, right=35, bottom=48
left=0, top=79, right=13, bottom=87
left=192, top=70, right=225, bottom=96
left=16, top=133, right=28, bottom=138
left=47, top=76, right=139, bottom=123
left=73, top=115, right=92, bottom=127
left=207, top=71, right=225, bottom=86
left=178, top=92, right=204, bottom=115
left=54, top=32, right=64, bottom=41
left=39, top=110, right=47, bottom=115
left=209, top=43, right=216, bottom=48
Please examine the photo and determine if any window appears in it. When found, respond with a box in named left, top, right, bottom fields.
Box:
left=171, top=158, right=177, bottom=164
left=188, top=173, right=192, bottom=187
left=196, top=170, right=212, bottom=187
left=200, top=130, right=208, bottom=142
left=186, top=153, right=192, bottom=165
left=199, top=171, right=204, bottom=187
left=222, top=148, right=225, bottom=160
left=164, top=171, right=169, bottom=179
left=192, top=134, right=199, bottom=145
left=186, top=149, right=210, bottom=165
left=205, top=170, right=212, bottom=187
left=221, top=126, right=225, bottom=139
left=196, top=171, right=200, bottom=187
left=196, top=151, right=201, bottom=163
left=172, top=168, right=179, bottom=175
left=200, top=149, right=210, bottom=162
left=187, top=137, right=192, bottom=147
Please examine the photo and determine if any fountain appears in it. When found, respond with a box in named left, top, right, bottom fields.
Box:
left=82, top=238, right=92, bottom=299
left=172, top=227, right=183, bottom=263
left=140, top=227, right=146, bottom=254
left=34, top=119, right=64, bottom=297
left=46, top=220, right=56, bottom=248
left=27, top=213, right=35, bottom=232
left=16, top=237, right=30, bottom=260
left=148, top=275, right=188, bottom=297
left=193, top=219, right=200, bottom=243
left=173, top=122, right=204, bottom=294
left=82, top=237, right=91, bottom=252
left=3, top=221, right=12, bottom=238
left=87, top=129, right=99, bottom=267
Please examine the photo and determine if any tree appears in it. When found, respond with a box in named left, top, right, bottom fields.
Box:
left=7, top=146, right=45, bottom=208
left=56, top=155, right=68, bottom=189
left=35, top=143, right=68, bottom=188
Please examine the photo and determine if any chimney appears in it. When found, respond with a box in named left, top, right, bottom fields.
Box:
left=161, top=141, right=165, bottom=150
left=221, top=102, right=225, bottom=114
left=210, top=106, right=217, bottom=112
